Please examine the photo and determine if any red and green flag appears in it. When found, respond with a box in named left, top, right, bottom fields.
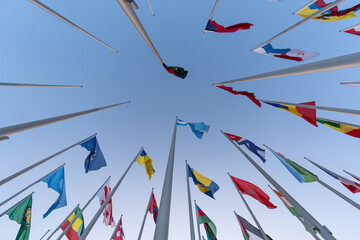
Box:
left=235, top=212, right=273, bottom=240
left=60, top=207, right=85, bottom=240
left=317, top=118, right=360, bottom=138
left=196, top=204, right=217, bottom=240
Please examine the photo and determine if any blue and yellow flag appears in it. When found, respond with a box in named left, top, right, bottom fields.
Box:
left=81, top=136, right=107, bottom=173
left=187, top=164, right=219, bottom=199
left=137, top=150, right=155, bottom=180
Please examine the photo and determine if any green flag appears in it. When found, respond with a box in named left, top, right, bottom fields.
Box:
left=7, top=195, right=32, bottom=240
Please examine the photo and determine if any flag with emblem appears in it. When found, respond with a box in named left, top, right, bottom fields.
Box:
left=196, top=204, right=217, bottom=240
left=81, top=136, right=107, bottom=173
left=112, top=217, right=125, bottom=240
left=60, top=207, right=85, bottom=240
left=97, top=179, right=116, bottom=227
left=137, top=149, right=155, bottom=180
left=149, top=193, right=159, bottom=223
left=163, top=63, right=188, bottom=79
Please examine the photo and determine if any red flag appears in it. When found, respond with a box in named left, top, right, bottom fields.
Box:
left=296, top=101, right=317, bottom=127
left=97, top=180, right=116, bottom=227
left=148, top=193, right=159, bottom=223
left=215, top=85, right=261, bottom=107
left=230, top=175, right=276, bottom=209
left=113, top=218, right=125, bottom=240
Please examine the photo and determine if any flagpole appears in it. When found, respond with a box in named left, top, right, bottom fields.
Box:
left=293, top=0, right=318, bottom=14
left=153, top=117, right=178, bottom=240
left=340, top=23, right=360, bottom=33
left=0, top=192, right=34, bottom=218
left=233, top=211, right=247, bottom=237
left=79, top=148, right=143, bottom=240
left=0, top=133, right=96, bottom=186
left=194, top=200, right=202, bottom=240
left=343, top=170, right=360, bottom=182
left=0, top=164, right=65, bottom=207
left=0, top=101, right=130, bottom=140
left=228, top=173, right=269, bottom=240
left=40, top=229, right=51, bottom=240
left=214, top=51, right=360, bottom=85
left=57, top=176, right=112, bottom=240
left=185, top=160, right=196, bottom=240
left=221, top=131, right=336, bottom=240
left=46, top=204, right=80, bottom=240
left=340, top=82, right=360, bottom=87
left=203, top=0, right=220, bottom=33
left=0, top=83, right=82, bottom=88
left=147, top=0, right=155, bottom=16
left=137, top=188, right=154, bottom=240
left=110, top=214, right=123, bottom=240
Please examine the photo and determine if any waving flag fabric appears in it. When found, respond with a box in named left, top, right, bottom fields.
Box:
left=97, top=180, right=116, bottom=227
left=341, top=24, right=360, bottom=36
left=81, top=136, right=107, bottom=173
left=205, top=20, right=253, bottom=33
left=215, top=85, right=261, bottom=107
left=235, top=213, right=273, bottom=240
left=177, top=119, right=210, bottom=139
left=149, top=193, right=159, bottom=223
left=187, top=163, right=219, bottom=199
left=42, top=166, right=67, bottom=218
left=230, top=175, right=276, bottom=209
left=196, top=204, right=217, bottom=240
left=137, top=149, right=155, bottom=180
left=263, top=100, right=318, bottom=127
left=253, top=43, right=319, bottom=62
left=113, top=218, right=125, bottom=240
left=60, top=207, right=84, bottom=240
left=317, top=118, right=360, bottom=138
left=6, top=195, right=32, bottom=240
left=163, top=63, right=188, bottom=79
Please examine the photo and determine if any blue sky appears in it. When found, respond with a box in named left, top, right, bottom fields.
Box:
left=1, top=0, right=360, bottom=239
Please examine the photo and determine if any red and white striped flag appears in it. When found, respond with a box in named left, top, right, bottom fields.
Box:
left=97, top=180, right=116, bottom=227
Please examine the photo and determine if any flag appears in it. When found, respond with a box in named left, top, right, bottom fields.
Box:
left=148, top=193, right=159, bottom=223
left=196, top=204, right=217, bottom=240
left=344, top=170, right=360, bottom=182
left=253, top=43, right=319, bottom=62
left=163, top=63, right=188, bottom=79
left=262, top=100, right=318, bottom=127
left=317, top=118, right=360, bottom=138
left=81, top=136, right=107, bottom=173
left=268, top=148, right=316, bottom=183
left=137, top=149, right=155, bottom=180
left=6, top=195, right=32, bottom=240
left=205, top=19, right=253, bottom=33
left=230, top=175, right=276, bottom=209
left=42, top=166, right=67, bottom=218
left=235, top=213, right=273, bottom=240
left=177, top=119, right=210, bottom=139
left=215, top=85, right=261, bottom=107
left=341, top=24, right=360, bottom=36
left=296, top=0, right=360, bottom=21
left=187, top=163, right=219, bottom=199
left=97, top=179, right=116, bottom=227
left=113, top=218, right=125, bottom=240
left=307, top=159, right=360, bottom=193
left=60, top=207, right=85, bottom=240
left=224, top=132, right=266, bottom=163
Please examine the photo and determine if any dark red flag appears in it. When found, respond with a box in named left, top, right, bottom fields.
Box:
left=216, top=85, right=261, bottom=107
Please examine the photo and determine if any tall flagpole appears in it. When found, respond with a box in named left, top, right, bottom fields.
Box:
left=209, top=0, right=220, bottom=20
left=57, top=176, right=112, bottom=240
left=0, top=101, right=130, bottom=140
left=0, top=192, right=34, bottom=218
left=0, top=133, right=96, bottom=186
left=340, top=82, right=360, bottom=88
left=40, top=229, right=51, bottom=240
left=147, top=0, right=155, bottom=16
left=153, top=117, right=178, bottom=240
left=0, top=164, right=65, bottom=207
left=185, top=160, right=196, bottom=240
left=79, top=148, right=143, bottom=240
left=138, top=188, right=154, bottom=240
left=221, top=131, right=336, bottom=240
left=228, top=173, right=269, bottom=240
left=110, top=215, right=123, bottom=240
left=0, top=83, right=82, bottom=88
left=343, top=170, right=360, bottom=182
left=194, top=200, right=202, bottom=240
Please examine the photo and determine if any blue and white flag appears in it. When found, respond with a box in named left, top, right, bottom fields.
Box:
left=177, top=119, right=210, bottom=139
left=42, top=166, right=67, bottom=218
left=81, top=136, right=107, bottom=173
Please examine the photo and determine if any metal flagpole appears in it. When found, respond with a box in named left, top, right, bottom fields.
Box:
left=40, top=229, right=51, bottom=240
left=194, top=200, right=202, bottom=240
left=340, top=82, right=360, bottom=88
left=209, top=0, right=220, bottom=20
left=0, top=133, right=96, bottom=186
left=147, top=0, right=155, bottom=16
left=251, top=0, right=344, bottom=50
left=0, top=82, right=82, bottom=88
left=0, top=164, right=65, bottom=207
left=185, top=160, right=196, bottom=240
left=110, top=215, right=123, bottom=240
left=343, top=170, right=360, bottom=182
left=214, top=51, right=360, bottom=85
left=79, top=148, right=143, bottom=240
left=228, top=173, right=269, bottom=240
left=221, top=131, right=336, bottom=240
left=202, top=236, right=205, bottom=240
left=137, top=188, right=154, bottom=240
left=293, top=0, right=318, bottom=15
left=0, top=192, right=34, bottom=218
left=0, top=101, right=130, bottom=140
left=28, top=0, right=118, bottom=53
left=340, top=23, right=360, bottom=33
left=57, top=176, right=112, bottom=240
left=46, top=204, right=80, bottom=240
left=153, top=117, right=178, bottom=240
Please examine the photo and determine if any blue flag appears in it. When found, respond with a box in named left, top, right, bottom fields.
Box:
left=81, top=136, right=107, bottom=173
left=187, top=163, right=219, bottom=199
left=42, top=167, right=67, bottom=218
left=177, top=119, right=210, bottom=139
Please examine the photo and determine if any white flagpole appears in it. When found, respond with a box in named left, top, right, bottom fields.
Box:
left=228, top=173, right=269, bottom=240
left=79, top=148, right=143, bottom=240
left=214, top=51, right=360, bottom=85
left=153, top=117, right=178, bottom=240
left=56, top=176, right=111, bottom=240
left=28, top=0, right=118, bottom=53
left=340, top=82, right=360, bottom=87
left=209, top=0, right=220, bottom=20
left=40, top=229, right=51, bottom=240
left=147, top=0, right=155, bottom=16
left=194, top=200, right=202, bottom=240
left=0, top=164, right=65, bottom=207
left=137, top=188, right=154, bottom=240
left=0, top=192, right=34, bottom=218
left=0, top=82, right=82, bottom=88
left=185, top=160, right=196, bottom=240
left=343, top=170, right=360, bottom=182
left=0, top=101, right=130, bottom=140
left=110, top=214, right=123, bottom=240
left=293, top=0, right=318, bottom=15
left=340, top=23, right=360, bottom=33
left=221, top=131, right=336, bottom=240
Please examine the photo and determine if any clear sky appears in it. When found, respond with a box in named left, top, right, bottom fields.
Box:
left=1, top=0, right=360, bottom=239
